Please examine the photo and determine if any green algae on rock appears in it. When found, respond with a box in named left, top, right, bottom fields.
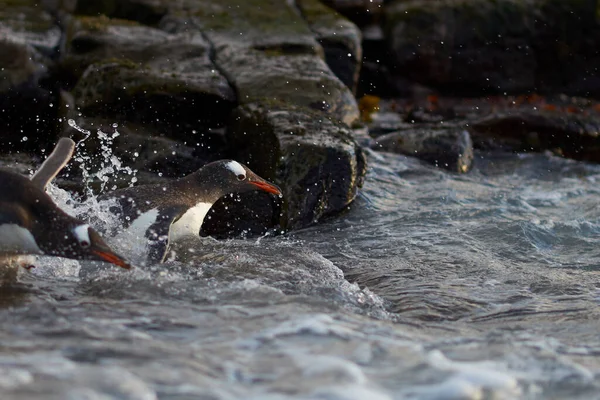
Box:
left=161, top=0, right=360, bottom=126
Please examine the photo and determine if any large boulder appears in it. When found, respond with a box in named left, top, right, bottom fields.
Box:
left=373, top=127, right=473, bottom=173
left=0, top=0, right=62, bottom=153
left=160, top=0, right=360, bottom=126
left=296, top=0, right=363, bottom=94
left=225, top=102, right=367, bottom=230
left=320, top=0, right=384, bottom=26
left=384, top=0, right=600, bottom=96
left=470, top=110, right=600, bottom=162
left=64, top=16, right=236, bottom=137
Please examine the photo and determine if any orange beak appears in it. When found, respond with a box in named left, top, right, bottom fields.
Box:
left=249, top=180, right=282, bottom=195
left=92, top=249, right=132, bottom=269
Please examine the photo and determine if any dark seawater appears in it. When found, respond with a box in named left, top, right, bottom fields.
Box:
left=2, top=149, right=600, bottom=399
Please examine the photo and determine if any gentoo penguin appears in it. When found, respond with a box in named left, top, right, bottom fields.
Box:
left=100, top=160, right=282, bottom=262
left=0, top=169, right=130, bottom=269
left=0, top=137, right=130, bottom=273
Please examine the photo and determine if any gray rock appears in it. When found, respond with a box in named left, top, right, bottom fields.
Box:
left=0, top=0, right=61, bottom=153
left=226, top=102, right=367, bottom=230
left=0, top=0, right=62, bottom=57
left=470, top=110, right=600, bottom=162
left=160, top=0, right=360, bottom=126
left=373, top=128, right=473, bottom=173
left=74, top=0, right=168, bottom=25
left=385, top=0, right=536, bottom=94
left=385, top=0, right=600, bottom=96
left=295, top=0, right=363, bottom=94
left=65, top=16, right=236, bottom=136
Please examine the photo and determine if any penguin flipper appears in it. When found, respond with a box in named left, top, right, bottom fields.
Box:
left=31, top=137, right=75, bottom=190
left=144, top=205, right=188, bottom=264
left=0, top=203, right=30, bottom=226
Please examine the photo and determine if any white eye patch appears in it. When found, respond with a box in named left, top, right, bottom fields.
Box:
left=72, top=224, right=91, bottom=247
left=225, top=160, right=246, bottom=179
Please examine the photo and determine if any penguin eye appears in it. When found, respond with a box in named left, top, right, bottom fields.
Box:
left=237, top=174, right=246, bottom=181
left=79, top=240, right=90, bottom=248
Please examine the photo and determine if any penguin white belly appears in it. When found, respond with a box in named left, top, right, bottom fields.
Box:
left=169, top=202, right=212, bottom=242
left=0, top=224, right=43, bottom=256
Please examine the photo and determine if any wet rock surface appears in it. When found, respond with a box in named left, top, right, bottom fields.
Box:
left=373, top=128, right=473, bottom=173
left=384, top=0, right=600, bottom=96
left=0, top=0, right=62, bottom=152
left=227, top=102, right=367, bottom=231
left=4, top=0, right=600, bottom=239
left=296, top=0, right=363, bottom=94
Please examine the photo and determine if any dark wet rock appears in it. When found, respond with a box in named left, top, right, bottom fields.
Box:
left=74, top=0, right=168, bottom=25
left=368, top=111, right=412, bottom=136
left=0, top=1, right=62, bottom=153
left=65, top=15, right=236, bottom=136
left=200, top=191, right=283, bottom=239
left=384, top=0, right=600, bottom=96
left=0, top=0, right=63, bottom=57
left=385, top=0, right=535, bottom=94
left=64, top=116, right=220, bottom=178
left=321, top=0, right=384, bottom=27
left=225, top=102, right=367, bottom=231
left=161, top=0, right=360, bottom=126
left=470, top=111, right=600, bottom=162
left=373, top=128, right=473, bottom=173
left=296, top=0, right=362, bottom=94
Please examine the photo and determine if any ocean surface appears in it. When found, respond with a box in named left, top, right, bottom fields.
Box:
left=1, top=146, right=600, bottom=399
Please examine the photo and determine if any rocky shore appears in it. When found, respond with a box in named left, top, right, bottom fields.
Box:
left=3, top=0, right=600, bottom=237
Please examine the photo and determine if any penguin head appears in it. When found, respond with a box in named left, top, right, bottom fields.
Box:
left=39, top=222, right=131, bottom=269
left=196, top=160, right=282, bottom=198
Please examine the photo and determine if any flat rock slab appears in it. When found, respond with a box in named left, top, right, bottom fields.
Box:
left=471, top=110, right=600, bottom=162
left=373, top=128, right=473, bottom=173
left=161, top=0, right=360, bottom=126
left=66, top=16, right=236, bottom=136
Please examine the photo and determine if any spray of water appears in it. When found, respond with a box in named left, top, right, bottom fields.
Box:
left=27, top=120, right=146, bottom=279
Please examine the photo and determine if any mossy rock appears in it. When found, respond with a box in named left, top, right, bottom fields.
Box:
left=213, top=45, right=359, bottom=125
left=161, top=0, right=360, bottom=125
left=167, top=0, right=317, bottom=46
left=64, top=16, right=236, bottom=135
left=0, top=0, right=61, bottom=55
left=72, top=59, right=235, bottom=138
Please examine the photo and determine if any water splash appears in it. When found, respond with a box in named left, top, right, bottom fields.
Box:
left=67, top=119, right=138, bottom=194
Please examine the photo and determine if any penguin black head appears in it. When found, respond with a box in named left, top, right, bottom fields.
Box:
left=189, top=160, right=282, bottom=200
left=0, top=169, right=131, bottom=269
left=38, top=220, right=131, bottom=269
